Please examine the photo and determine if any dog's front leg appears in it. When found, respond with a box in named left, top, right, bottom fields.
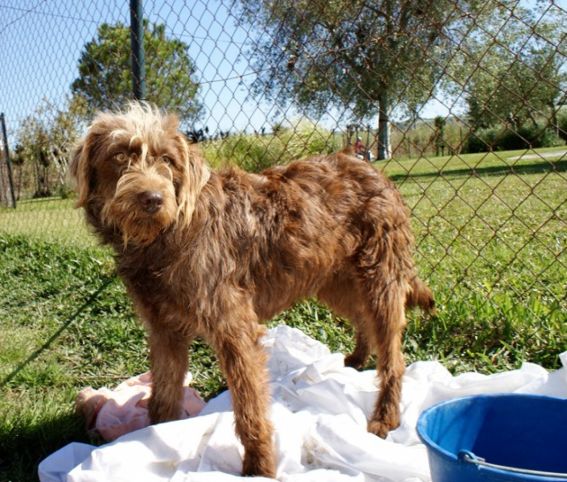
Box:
left=148, top=327, right=191, bottom=424
left=211, top=322, right=275, bottom=478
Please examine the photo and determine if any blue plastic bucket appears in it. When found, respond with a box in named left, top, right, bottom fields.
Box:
left=417, top=394, right=567, bottom=482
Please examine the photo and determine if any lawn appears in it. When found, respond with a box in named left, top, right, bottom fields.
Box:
left=0, top=146, right=565, bottom=481
left=0, top=197, right=93, bottom=247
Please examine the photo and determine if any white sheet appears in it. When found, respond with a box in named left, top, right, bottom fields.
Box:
left=39, top=325, right=567, bottom=482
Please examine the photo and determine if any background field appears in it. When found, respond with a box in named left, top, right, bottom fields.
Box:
left=0, top=147, right=565, bottom=481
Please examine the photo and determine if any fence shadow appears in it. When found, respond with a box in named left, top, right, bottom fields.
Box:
left=389, top=158, right=567, bottom=182
left=0, top=276, right=115, bottom=388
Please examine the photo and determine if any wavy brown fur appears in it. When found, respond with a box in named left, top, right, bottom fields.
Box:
left=70, top=103, right=434, bottom=477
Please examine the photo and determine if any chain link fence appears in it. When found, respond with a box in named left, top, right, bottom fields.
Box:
left=0, top=0, right=565, bottom=357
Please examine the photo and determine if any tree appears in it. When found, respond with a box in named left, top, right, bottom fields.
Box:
left=433, top=116, right=447, bottom=156
left=15, top=98, right=84, bottom=198
left=234, top=0, right=505, bottom=159
left=72, top=22, right=202, bottom=123
left=451, top=5, right=565, bottom=131
left=466, top=46, right=564, bottom=130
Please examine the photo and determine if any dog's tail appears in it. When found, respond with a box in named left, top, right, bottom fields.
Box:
left=406, top=276, right=435, bottom=313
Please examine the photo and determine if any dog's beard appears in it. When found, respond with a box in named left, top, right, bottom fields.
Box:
left=101, top=177, right=178, bottom=247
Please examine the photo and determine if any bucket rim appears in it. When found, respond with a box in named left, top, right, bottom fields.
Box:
left=416, top=393, right=567, bottom=480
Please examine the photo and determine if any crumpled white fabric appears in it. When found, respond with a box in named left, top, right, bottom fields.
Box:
left=39, top=325, right=567, bottom=482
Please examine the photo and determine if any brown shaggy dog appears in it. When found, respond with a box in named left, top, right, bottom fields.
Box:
left=70, top=103, right=434, bottom=478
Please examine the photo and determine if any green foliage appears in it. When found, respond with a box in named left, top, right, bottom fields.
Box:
left=465, top=126, right=499, bottom=154
left=203, top=120, right=340, bottom=172
left=235, top=0, right=505, bottom=159
left=391, top=118, right=468, bottom=158
left=13, top=98, right=85, bottom=199
left=455, top=7, right=565, bottom=131
left=204, top=134, right=282, bottom=172
left=465, top=123, right=562, bottom=153
left=558, top=110, right=567, bottom=142
left=71, top=21, right=202, bottom=123
left=236, top=0, right=496, bottom=118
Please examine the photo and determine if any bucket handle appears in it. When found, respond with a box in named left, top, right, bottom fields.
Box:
left=459, top=451, right=567, bottom=479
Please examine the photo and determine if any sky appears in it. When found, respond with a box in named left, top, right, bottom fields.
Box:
left=0, top=0, right=258, bottom=132
left=0, top=0, right=565, bottom=138
left=0, top=0, right=305, bottom=136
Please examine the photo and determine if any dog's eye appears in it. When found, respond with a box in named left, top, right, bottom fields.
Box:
left=114, top=153, right=128, bottom=163
left=162, top=155, right=175, bottom=165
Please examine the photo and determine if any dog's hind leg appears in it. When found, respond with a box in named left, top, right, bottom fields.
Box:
left=355, top=199, right=414, bottom=438
left=319, top=267, right=406, bottom=438
left=317, top=274, right=371, bottom=370
left=363, top=279, right=407, bottom=438
left=344, top=328, right=370, bottom=369
left=210, top=317, right=275, bottom=478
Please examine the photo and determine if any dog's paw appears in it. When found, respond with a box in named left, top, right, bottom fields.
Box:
left=242, top=450, right=276, bottom=478
left=367, top=419, right=394, bottom=439
left=344, top=353, right=366, bottom=370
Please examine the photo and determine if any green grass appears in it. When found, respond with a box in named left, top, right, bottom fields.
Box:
left=382, top=148, right=566, bottom=371
left=0, top=146, right=566, bottom=481
left=0, top=197, right=95, bottom=247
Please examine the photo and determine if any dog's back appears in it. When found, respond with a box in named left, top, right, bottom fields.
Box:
left=214, top=152, right=435, bottom=320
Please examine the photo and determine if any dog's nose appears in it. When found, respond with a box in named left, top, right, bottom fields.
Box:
left=139, top=191, right=164, bottom=214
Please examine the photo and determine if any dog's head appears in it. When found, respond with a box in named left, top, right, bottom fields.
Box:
left=70, top=103, right=209, bottom=247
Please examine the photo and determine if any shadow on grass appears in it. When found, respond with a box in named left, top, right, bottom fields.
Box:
left=0, top=410, right=93, bottom=482
left=389, top=158, right=567, bottom=182
left=0, top=276, right=116, bottom=389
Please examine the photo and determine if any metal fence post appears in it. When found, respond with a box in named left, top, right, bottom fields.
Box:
left=130, top=0, right=146, bottom=101
left=0, top=113, right=17, bottom=209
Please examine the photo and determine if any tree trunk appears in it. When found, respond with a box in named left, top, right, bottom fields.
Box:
left=549, top=102, right=559, bottom=138
left=377, top=90, right=391, bottom=160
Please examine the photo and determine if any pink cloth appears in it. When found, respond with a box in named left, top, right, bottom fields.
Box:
left=75, top=372, right=205, bottom=441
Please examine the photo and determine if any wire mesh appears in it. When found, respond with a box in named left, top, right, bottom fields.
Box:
left=0, top=0, right=565, bottom=356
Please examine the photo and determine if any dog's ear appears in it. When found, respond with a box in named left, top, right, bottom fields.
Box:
left=69, top=139, right=89, bottom=208
left=174, top=132, right=210, bottom=226
left=69, top=130, right=99, bottom=208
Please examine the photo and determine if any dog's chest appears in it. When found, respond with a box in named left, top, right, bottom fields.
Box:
left=118, top=250, right=187, bottom=303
